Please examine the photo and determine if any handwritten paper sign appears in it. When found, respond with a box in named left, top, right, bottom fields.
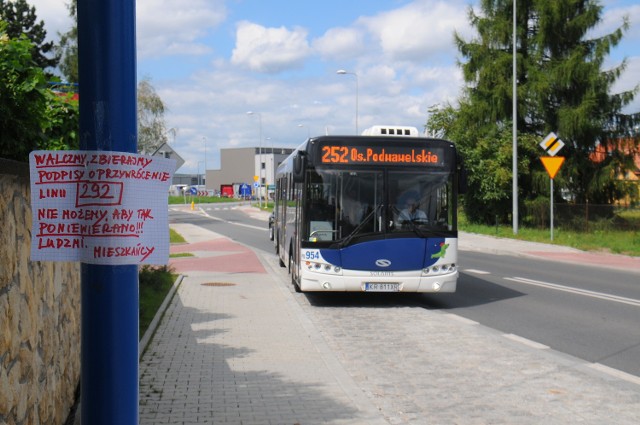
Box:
left=29, top=150, right=176, bottom=265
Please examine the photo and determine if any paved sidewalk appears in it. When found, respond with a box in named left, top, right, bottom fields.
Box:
left=139, top=223, right=386, bottom=424
left=138, top=207, right=640, bottom=424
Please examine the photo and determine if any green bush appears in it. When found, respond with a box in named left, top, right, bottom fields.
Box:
left=1, top=25, right=78, bottom=162
left=139, top=265, right=176, bottom=336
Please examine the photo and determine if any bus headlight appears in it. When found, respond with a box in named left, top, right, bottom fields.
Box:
left=422, top=264, right=456, bottom=276
left=305, top=261, right=343, bottom=275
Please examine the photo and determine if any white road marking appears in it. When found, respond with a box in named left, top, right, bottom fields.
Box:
left=463, top=269, right=491, bottom=275
left=505, top=277, right=640, bottom=307
left=199, top=208, right=267, bottom=231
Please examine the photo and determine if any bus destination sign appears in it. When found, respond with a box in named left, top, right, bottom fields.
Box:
left=320, top=145, right=445, bottom=166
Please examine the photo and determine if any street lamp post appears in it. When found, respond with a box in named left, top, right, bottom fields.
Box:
left=265, top=137, right=273, bottom=200
left=197, top=161, right=204, bottom=187
left=298, top=124, right=310, bottom=138
left=202, top=136, right=207, bottom=189
left=247, top=111, right=263, bottom=208
left=336, top=69, right=359, bottom=134
left=512, top=0, right=518, bottom=234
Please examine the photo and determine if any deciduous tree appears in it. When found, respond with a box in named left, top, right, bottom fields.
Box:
left=137, top=77, right=170, bottom=154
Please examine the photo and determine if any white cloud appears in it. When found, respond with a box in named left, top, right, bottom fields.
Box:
left=28, top=0, right=637, bottom=176
left=27, top=0, right=225, bottom=58
left=230, top=21, right=312, bottom=73
left=359, top=0, right=471, bottom=62
left=593, top=3, right=640, bottom=41
left=612, top=56, right=640, bottom=114
left=313, top=27, right=365, bottom=59
left=136, top=0, right=226, bottom=59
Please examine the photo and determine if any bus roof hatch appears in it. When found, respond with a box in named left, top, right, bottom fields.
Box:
left=361, top=125, right=420, bottom=137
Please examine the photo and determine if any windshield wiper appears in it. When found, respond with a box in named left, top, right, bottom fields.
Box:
left=390, top=205, right=426, bottom=237
left=339, top=204, right=381, bottom=247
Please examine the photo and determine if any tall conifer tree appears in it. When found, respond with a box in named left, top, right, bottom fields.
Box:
left=450, top=0, right=638, bottom=218
left=0, top=0, right=58, bottom=71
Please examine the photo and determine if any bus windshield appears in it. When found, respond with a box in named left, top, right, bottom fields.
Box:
left=389, top=170, right=453, bottom=233
left=303, top=168, right=454, bottom=244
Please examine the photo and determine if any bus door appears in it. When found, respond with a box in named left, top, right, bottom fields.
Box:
left=337, top=171, right=383, bottom=239
left=306, top=172, right=338, bottom=242
left=291, top=180, right=303, bottom=280
left=303, top=169, right=383, bottom=243
left=275, top=175, right=287, bottom=255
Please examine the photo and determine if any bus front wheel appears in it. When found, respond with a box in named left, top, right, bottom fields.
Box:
left=292, top=271, right=301, bottom=293
left=277, top=238, right=285, bottom=267
left=289, top=251, right=302, bottom=292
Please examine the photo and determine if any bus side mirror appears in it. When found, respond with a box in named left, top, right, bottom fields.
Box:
left=456, top=153, right=468, bottom=194
left=458, top=166, right=468, bottom=194
left=292, top=153, right=306, bottom=183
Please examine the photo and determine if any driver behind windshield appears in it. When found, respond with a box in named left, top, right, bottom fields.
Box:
left=397, top=195, right=426, bottom=223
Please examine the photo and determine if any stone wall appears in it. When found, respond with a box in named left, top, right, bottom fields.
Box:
left=0, top=159, right=81, bottom=425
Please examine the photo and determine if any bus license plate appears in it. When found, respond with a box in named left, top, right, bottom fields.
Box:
left=364, top=283, right=400, bottom=292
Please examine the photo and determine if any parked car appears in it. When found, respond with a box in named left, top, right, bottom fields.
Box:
left=168, top=184, right=187, bottom=196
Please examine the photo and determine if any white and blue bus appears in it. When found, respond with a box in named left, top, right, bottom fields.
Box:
left=272, top=126, right=466, bottom=293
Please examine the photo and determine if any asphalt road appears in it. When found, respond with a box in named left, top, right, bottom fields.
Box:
left=433, top=251, right=640, bottom=377
left=169, top=204, right=640, bottom=378
left=170, top=202, right=273, bottom=251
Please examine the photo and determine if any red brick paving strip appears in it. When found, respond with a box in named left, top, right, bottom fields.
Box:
left=527, top=251, right=640, bottom=271
left=169, top=238, right=267, bottom=274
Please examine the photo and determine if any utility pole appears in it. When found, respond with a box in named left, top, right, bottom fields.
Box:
left=78, top=0, right=138, bottom=423
left=512, top=0, right=519, bottom=234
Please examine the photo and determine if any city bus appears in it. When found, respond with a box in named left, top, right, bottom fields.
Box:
left=272, top=126, right=466, bottom=293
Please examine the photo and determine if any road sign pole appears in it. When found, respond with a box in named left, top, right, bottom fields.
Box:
left=550, top=178, right=554, bottom=241
left=78, top=0, right=138, bottom=423
left=540, top=156, right=565, bottom=242
left=539, top=133, right=565, bottom=242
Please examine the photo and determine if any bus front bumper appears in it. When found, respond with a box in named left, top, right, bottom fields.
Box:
left=299, top=270, right=458, bottom=293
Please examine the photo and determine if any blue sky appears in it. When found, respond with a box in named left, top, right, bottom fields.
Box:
left=31, top=0, right=640, bottom=175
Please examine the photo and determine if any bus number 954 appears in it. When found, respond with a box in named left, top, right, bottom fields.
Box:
left=304, top=250, right=320, bottom=260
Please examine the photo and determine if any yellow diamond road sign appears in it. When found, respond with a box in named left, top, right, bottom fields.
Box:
left=540, top=132, right=565, bottom=156
left=541, top=156, right=565, bottom=179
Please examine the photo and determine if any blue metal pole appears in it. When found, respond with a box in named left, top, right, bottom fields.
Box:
left=77, top=0, right=138, bottom=423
